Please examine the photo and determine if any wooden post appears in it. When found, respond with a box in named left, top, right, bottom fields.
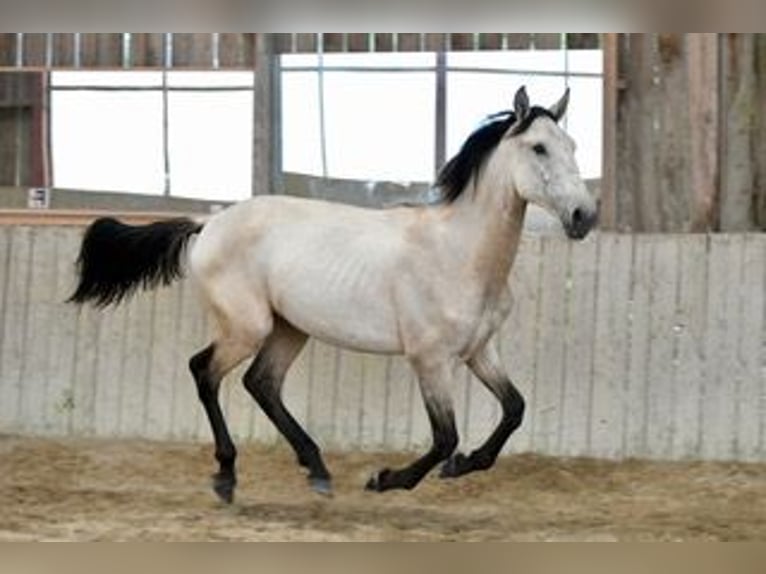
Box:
left=434, top=50, right=447, bottom=177
left=600, top=33, right=618, bottom=231
left=686, top=34, right=719, bottom=231
left=252, top=33, right=282, bottom=196
left=614, top=34, right=722, bottom=232
left=719, top=34, right=757, bottom=231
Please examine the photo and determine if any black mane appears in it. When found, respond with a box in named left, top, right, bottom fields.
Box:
left=435, top=106, right=556, bottom=203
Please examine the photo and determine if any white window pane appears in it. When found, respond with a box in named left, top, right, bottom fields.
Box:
left=564, top=50, right=603, bottom=75
left=322, top=71, right=435, bottom=182
left=282, top=54, right=321, bottom=68
left=167, top=71, right=253, bottom=88
left=52, top=71, right=162, bottom=88
left=281, top=71, right=323, bottom=177
left=447, top=73, right=568, bottom=156
left=448, top=50, right=569, bottom=74
left=447, top=73, right=601, bottom=180
left=52, top=91, right=164, bottom=194
left=566, top=77, right=603, bottom=179
left=168, top=92, right=253, bottom=200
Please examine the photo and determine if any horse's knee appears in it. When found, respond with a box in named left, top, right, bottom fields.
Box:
left=503, top=389, right=525, bottom=430
left=242, top=352, right=278, bottom=401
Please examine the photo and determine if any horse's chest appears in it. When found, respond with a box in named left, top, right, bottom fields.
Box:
left=453, top=289, right=512, bottom=358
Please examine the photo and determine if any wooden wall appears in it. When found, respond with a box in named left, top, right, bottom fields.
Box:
left=0, top=34, right=600, bottom=70
left=602, top=33, right=766, bottom=233
left=1, top=225, right=765, bottom=463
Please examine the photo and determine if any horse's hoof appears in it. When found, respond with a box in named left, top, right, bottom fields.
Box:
left=440, top=452, right=470, bottom=479
left=309, top=477, right=333, bottom=497
left=365, top=468, right=392, bottom=492
left=212, top=472, right=237, bottom=504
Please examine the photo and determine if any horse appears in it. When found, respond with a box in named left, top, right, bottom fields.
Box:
left=68, top=86, right=597, bottom=503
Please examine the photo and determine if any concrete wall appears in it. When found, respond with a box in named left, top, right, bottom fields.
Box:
left=1, top=225, right=765, bottom=462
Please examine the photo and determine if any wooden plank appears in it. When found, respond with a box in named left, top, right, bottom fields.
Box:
left=0, top=34, right=17, bottom=67
left=686, top=33, right=719, bottom=231
left=79, top=33, right=122, bottom=68
left=533, top=34, right=562, bottom=50
left=701, top=235, right=740, bottom=459
left=322, top=34, right=345, bottom=53
left=219, top=34, right=255, bottom=69
left=0, top=227, right=32, bottom=430
left=532, top=237, right=569, bottom=456
left=0, top=227, right=9, bottom=420
left=384, top=356, right=415, bottom=451
left=398, top=34, right=421, bottom=52
left=331, top=350, right=365, bottom=449
left=590, top=233, right=632, bottom=458
left=500, top=237, right=542, bottom=455
left=672, top=235, right=708, bottom=459
left=52, top=33, right=75, bottom=68
left=566, top=34, right=601, bottom=50
left=295, top=34, right=317, bottom=54
left=645, top=237, right=680, bottom=459
left=505, top=34, right=532, bottom=50
left=347, top=34, right=370, bottom=53
left=559, top=236, right=598, bottom=457
left=144, top=283, right=180, bottom=439
left=130, top=33, right=164, bottom=68
left=359, top=354, right=389, bottom=451
left=118, top=291, right=155, bottom=437
left=406, top=357, right=430, bottom=451
left=736, top=235, right=766, bottom=460
left=92, top=298, right=127, bottom=436
left=373, top=34, right=393, bottom=52
left=170, top=278, right=205, bottom=440
left=623, top=236, right=650, bottom=457
left=479, top=34, right=503, bottom=50
left=600, top=33, right=619, bottom=231
left=172, top=33, right=213, bottom=68
left=21, top=34, right=47, bottom=67
left=305, top=341, right=339, bottom=444
left=273, top=34, right=294, bottom=55
left=42, top=228, right=80, bottom=434
left=449, top=34, right=475, bottom=51
left=425, top=34, right=447, bottom=52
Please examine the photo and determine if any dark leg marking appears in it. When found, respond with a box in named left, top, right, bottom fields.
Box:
left=243, top=338, right=332, bottom=496
left=441, top=380, right=525, bottom=479
left=189, top=344, right=238, bottom=503
left=366, top=398, right=458, bottom=492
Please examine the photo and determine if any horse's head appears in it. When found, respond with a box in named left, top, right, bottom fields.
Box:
left=502, top=86, right=597, bottom=240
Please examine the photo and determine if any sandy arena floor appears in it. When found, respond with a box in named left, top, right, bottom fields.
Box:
left=1, top=435, right=765, bottom=541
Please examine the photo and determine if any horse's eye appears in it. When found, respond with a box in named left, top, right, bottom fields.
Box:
left=533, top=144, right=547, bottom=156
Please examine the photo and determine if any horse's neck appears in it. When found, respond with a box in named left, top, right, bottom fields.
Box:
left=439, top=176, right=527, bottom=296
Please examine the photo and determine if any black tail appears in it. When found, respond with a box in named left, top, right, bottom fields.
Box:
left=69, top=217, right=204, bottom=307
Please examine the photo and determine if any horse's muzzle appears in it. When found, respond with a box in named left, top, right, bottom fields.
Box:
left=564, top=206, right=598, bottom=240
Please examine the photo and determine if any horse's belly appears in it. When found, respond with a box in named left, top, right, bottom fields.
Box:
left=273, top=288, right=403, bottom=355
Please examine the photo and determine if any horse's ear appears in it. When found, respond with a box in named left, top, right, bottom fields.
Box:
left=513, top=86, right=530, bottom=121
left=549, top=87, right=570, bottom=122
left=508, top=86, right=531, bottom=136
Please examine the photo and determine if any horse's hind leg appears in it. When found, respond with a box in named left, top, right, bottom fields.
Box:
left=440, top=342, right=525, bottom=479
left=366, top=355, right=458, bottom=492
left=189, top=338, right=255, bottom=503
left=242, top=317, right=333, bottom=496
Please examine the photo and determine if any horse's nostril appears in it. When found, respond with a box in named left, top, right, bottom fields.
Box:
left=572, top=208, right=584, bottom=226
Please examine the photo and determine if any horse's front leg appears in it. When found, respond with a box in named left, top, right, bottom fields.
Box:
left=366, top=355, right=458, bottom=492
left=440, top=341, right=525, bottom=479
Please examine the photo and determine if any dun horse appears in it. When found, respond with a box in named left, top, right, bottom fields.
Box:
left=69, top=87, right=597, bottom=502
